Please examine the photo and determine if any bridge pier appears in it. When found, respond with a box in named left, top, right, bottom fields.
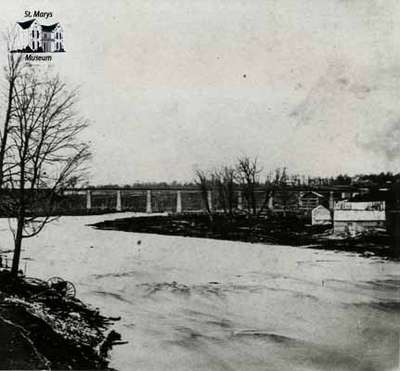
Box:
left=146, top=190, right=152, bottom=213
left=237, top=191, right=243, bottom=210
left=86, top=190, right=91, bottom=210
left=329, top=191, right=335, bottom=210
left=116, top=190, right=122, bottom=211
left=176, top=190, right=182, bottom=213
left=207, top=190, right=212, bottom=211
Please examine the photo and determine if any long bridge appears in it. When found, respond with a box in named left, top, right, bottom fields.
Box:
left=61, top=185, right=360, bottom=214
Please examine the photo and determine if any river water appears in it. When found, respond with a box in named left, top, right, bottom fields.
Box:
left=0, top=213, right=399, bottom=371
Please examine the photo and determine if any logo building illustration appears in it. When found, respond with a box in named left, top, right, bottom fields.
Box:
left=12, top=19, right=64, bottom=53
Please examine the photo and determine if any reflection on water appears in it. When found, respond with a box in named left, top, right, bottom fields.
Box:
left=0, top=213, right=399, bottom=371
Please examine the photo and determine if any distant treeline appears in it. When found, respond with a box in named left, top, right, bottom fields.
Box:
left=88, top=172, right=399, bottom=189
left=86, top=182, right=197, bottom=189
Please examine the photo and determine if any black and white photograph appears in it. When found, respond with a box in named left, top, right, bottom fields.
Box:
left=0, top=1, right=399, bottom=370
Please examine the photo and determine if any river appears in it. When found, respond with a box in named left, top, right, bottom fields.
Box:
left=0, top=213, right=399, bottom=371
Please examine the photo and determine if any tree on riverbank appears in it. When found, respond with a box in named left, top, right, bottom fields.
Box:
left=0, top=63, right=90, bottom=278
left=212, top=166, right=236, bottom=217
left=194, top=169, right=213, bottom=222
left=0, top=34, right=24, bottom=190
left=236, top=157, right=263, bottom=215
left=194, top=158, right=294, bottom=218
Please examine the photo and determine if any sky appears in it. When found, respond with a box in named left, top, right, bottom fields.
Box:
left=1, top=0, right=400, bottom=184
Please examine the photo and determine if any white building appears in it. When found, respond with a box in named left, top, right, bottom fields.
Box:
left=333, top=201, right=386, bottom=234
left=12, top=19, right=64, bottom=53
left=311, top=205, right=332, bottom=225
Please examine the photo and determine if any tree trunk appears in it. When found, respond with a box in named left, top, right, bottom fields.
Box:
left=11, top=214, right=24, bottom=278
left=11, top=159, right=26, bottom=279
left=251, top=186, right=257, bottom=215
left=0, top=80, right=15, bottom=188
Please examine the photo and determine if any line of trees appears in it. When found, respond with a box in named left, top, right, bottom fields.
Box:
left=194, top=157, right=288, bottom=219
left=88, top=172, right=399, bottom=191
left=0, top=34, right=90, bottom=278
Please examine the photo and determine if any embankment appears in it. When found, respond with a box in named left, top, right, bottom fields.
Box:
left=0, top=270, right=122, bottom=370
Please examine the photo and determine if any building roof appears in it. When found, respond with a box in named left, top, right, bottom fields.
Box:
left=41, top=23, right=59, bottom=32
left=312, top=205, right=330, bottom=211
left=301, top=191, right=324, bottom=199
left=17, top=19, right=36, bottom=29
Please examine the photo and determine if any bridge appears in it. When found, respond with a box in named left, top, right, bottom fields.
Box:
left=61, top=185, right=359, bottom=214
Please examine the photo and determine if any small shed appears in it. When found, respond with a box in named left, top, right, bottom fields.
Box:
left=299, top=191, right=325, bottom=211
left=311, top=205, right=332, bottom=225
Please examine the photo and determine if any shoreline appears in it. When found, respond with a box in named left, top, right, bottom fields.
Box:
left=92, top=213, right=395, bottom=259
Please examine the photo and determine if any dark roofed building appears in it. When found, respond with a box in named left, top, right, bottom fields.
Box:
left=41, top=23, right=59, bottom=32
left=17, top=19, right=36, bottom=29
left=40, top=22, right=64, bottom=52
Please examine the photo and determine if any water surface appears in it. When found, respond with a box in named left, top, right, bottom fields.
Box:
left=0, top=213, right=399, bottom=371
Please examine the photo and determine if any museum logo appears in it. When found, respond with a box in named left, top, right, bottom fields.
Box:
left=11, top=11, right=65, bottom=62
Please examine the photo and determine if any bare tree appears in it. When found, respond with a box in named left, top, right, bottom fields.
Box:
left=274, top=167, right=293, bottom=212
left=212, top=166, right=236, bottom=216
left=7, top=69, right=90, bottom=278
left=0, top=33, right=24, bottom=188
left=257, top=167, right=288, bottom=216
left=236, top=156, right=262, bottom=215
left=194, top=169, right=213, bottom=222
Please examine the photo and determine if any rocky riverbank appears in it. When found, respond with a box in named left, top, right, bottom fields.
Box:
left=0, top=270, right=122, bottom=370
left=92, top=213, right=395, bottom=258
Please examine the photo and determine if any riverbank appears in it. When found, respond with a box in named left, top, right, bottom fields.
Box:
left=0, top=270, right=122, bottom=370
left=92, top=213, right=394, bottom=258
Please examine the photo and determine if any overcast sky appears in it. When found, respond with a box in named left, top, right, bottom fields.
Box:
left=1, top=0, right=400, bottom=184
